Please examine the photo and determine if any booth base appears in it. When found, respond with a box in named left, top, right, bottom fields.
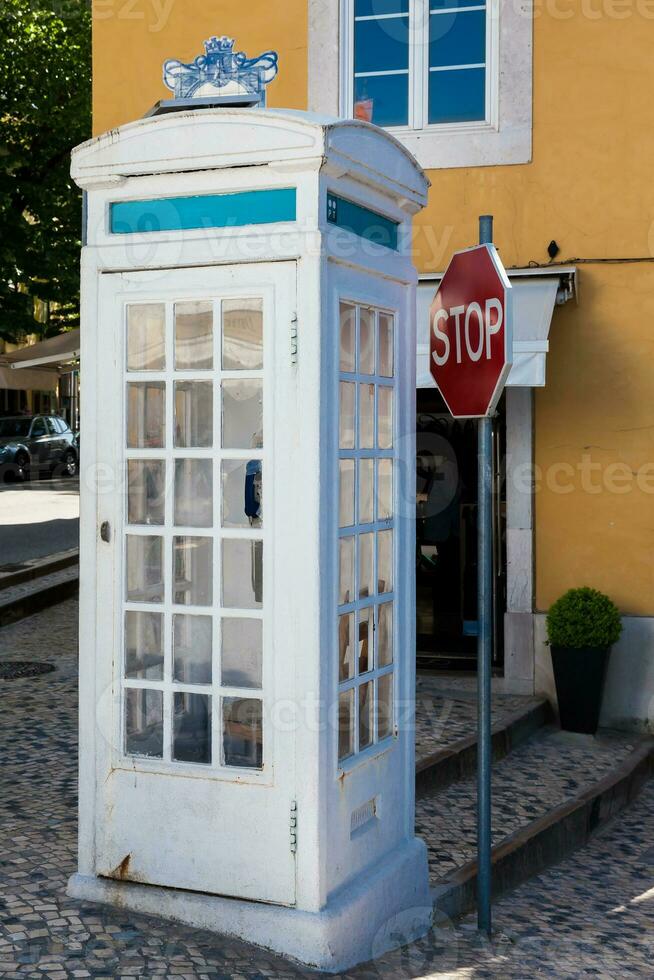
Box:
left=67, top=838, right=433, bottom=973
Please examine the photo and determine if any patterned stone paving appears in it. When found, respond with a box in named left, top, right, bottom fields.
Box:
left=414, top=677, right=542, bottom=765
left=1, top=601, right=652, bottom=977
left=416, top=726, right=640, bottom=883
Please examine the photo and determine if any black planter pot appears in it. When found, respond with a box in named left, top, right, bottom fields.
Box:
left=550, top=645, right=611, bottom=735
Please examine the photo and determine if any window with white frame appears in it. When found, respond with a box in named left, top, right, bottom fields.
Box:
left=122, top=298, right=266, bottom=771
left=337, top=301, right=396, bottom=764
left=343, top=0, right=493, bottom=131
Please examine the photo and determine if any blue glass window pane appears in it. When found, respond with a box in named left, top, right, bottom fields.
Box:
left=355, top=73, right=409, bottom=127
left=430, top=10, right=486, bottom=68
left=355, top=15, right=410, bottom=74
left=429, top=67, right=486, bottom=123
left=355, top=0, right=409, bottom=14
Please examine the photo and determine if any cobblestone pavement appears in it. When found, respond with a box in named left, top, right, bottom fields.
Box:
left=417, top=726, right=639, bottom=882
left=414, top=678, right=542, bottom=765
left=1, top=601, right=652, bottom=977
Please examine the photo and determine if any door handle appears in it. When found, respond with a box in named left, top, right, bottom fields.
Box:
left=100, top=521, right=111, bottom=543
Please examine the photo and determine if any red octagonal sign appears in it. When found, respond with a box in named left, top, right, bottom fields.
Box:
left=429, top=244, right=513, bottom=419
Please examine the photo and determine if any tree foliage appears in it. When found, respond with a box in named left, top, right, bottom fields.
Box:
left=0, top=0, right=91, bottom=343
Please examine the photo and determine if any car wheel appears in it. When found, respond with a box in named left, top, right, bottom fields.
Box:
left=63, top=450, right=78, bottom=478
left=14, top=451, right=29, bottom=482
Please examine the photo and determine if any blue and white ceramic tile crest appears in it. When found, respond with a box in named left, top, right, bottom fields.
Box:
left=163, top=36, right=279, bottom=104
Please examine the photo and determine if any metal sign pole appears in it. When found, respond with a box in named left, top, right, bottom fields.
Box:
left=477, top=214, right=494, bottom=936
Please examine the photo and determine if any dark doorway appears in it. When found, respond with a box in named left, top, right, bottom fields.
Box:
left=416, top=389, right=506, bottom=671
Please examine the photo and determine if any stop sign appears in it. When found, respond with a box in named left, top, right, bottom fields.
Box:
left=429, top=244, right=512, bottom=418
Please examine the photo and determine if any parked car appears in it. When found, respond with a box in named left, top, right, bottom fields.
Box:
left=0, top=415, right=78, bottom=481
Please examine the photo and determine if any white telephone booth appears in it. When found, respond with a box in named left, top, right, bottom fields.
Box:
left=68, top=107, right=430, bottom=972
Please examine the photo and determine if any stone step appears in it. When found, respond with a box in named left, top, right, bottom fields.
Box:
left=0, top=564, right=79, bottom=627
left=414, top=677, right=552, bottom=789
left=416, top=697, right=553, bottom=794
left=415, top=726, right=654, bottom=921
left=0, top=547, right=78, bottom=591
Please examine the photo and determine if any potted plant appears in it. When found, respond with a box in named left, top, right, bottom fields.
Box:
left=546, top=587, right=622, bottom=734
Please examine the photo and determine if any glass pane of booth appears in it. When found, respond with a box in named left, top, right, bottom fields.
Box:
left=173, top=692, right=212, bottom=764
left=222, top=298, right=263, bottom=370
left=339, top=536, right=355, bottom=605
left=175, top=301, right=213, bottom=370
left=378, top=529, right=393, bottom=594
left=222, top=459, right=263, bottom=528
left=174, top=381, right=213, bottom=448
left=377, top=459, right=393, bottom=520
left=377, top=673, right=394, bottom=740
left=124, top=611, right=164, bottom=680
left=173, top=536, right=212, bottom=606
left=127, top=304, right=165, bottom=372
left=339, top=459, right=355, bottom=528
left=222, top=539, right=263, bottom=609
left=127, top=460, right=166, bottom=526
left=359, top=308, right=375, bottom=375
left=127, top=382, right=165, bottom=448
left=173, top=614, right=212, bottom=684
left=359, top=681, right=373, bottom=750
left=221, top=618, right=262, bottom=689
left=358, top=606, right=373, bottom=674
left=174, top=459, right=213, bottom=527
left=359, top=384, right=375, bottom=448
left=223, top=697, right=263, bottom=768
left=338, top=612, right=355, bottom=682
left=339, top=382, right=355, bottom=449
left=378, top=386, right=393, bottom=449
left=338, top=689, right=354, bottom=761
left=222, top=379, right=263, bottom=449
left=125, top=688, right=163, bottom=758
left=125, top=535, right=164, bottom=603
left=359, top=458, right=374, bottom=524
left=377, top=601, right=393, bottom=667
left=339, top=303, right=356, bottom=372
left=378, top=313, right=394, bottom=377
left=359, top=532, right=374, bottom=599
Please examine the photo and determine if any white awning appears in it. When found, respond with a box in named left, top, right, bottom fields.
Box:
left=417, top=266, right=576, bottom=389
left=6, top=329, right=80, bottom=371
left=0, top=363, right=58, bottom=392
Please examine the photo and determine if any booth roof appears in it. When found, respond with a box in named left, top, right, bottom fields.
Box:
left=70, top=107, right=430, bottom=207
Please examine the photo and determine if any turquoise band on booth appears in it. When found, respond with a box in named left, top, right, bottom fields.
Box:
left=326, top=193, right=399, bottom=251
left=110, top=188, right=297, bottom=234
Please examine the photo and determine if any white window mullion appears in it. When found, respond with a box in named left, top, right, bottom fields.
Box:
left=408, top=0, right=418, bottom=130
left=354, top=69, right=408, bottom=79
left=487, top=0, right=499, bottom=128
left=412, top=0, right=429, bottom=131
left=340, top=0, right=355, bottom=118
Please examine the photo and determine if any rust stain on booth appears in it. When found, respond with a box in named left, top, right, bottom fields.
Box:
left=111, top=854, right=131, bottom=880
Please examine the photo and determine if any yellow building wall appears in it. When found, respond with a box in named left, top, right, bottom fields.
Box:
left=535, top=263, right=654, bottom=615
left=92, top=0, right=308, bottom=134
left=92, top=4, right=654, bottom=615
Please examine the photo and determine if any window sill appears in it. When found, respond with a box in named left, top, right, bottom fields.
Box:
left=385, top=121, right=532, bottom=172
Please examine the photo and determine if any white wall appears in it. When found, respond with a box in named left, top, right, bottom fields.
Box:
left=534, top=614, right=654, bottom=734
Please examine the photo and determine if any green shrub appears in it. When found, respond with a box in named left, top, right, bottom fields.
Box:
left=546, top=587, right=622, bottom=649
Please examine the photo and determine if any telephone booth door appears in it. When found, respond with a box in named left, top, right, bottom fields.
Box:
left=93, top=261, right=298, bottom=906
